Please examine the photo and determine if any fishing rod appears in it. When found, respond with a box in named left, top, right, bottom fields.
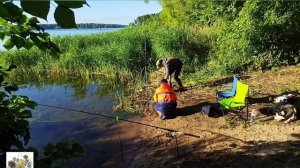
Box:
left=37, top=103, right=249, bottom=143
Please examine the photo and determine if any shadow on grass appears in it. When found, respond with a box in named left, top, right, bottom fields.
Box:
left=258, top=107, right=274, bottom=116
left=2, top=120, right=298, bottom=168
left=291, top=133, right=300, bottom=139
left=2, top=97, right=298, bottom=168
left=186, top=140, right=300, bottom=168
left=252, top=92, right=300, bottom=123
left=130, top=132, right=300, bottom=168
left=249, top=90, right=300, bottom=104
left=168, top=102, right=223, bottom=119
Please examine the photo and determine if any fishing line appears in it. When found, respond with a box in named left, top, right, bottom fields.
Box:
left=175, top=134, right=180, bottom=159
left=115, top=116, right=125, bottom=167
left=37, top=103, right=248, bottom=143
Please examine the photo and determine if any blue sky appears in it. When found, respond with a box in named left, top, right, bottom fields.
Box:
left=42, top=1, right=162, bottom=25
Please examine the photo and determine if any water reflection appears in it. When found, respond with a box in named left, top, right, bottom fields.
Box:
left=17, top=84, right=113, bottom=122
left=11, top=71, right=126, bottom=101
left=13, top=75, right=144, bottom=167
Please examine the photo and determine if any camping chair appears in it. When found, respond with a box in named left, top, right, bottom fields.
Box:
left=218, top=80, right=249, bottom=121
left=216, top=75, right=238, bottom=99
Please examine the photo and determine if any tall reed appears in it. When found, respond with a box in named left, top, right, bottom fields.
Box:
left=2, top=25, right=210, bottom=77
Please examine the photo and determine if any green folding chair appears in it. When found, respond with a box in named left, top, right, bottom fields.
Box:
left=218, top=80, right=249, bottom=121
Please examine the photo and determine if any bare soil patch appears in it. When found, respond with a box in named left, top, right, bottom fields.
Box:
left=129, top=65, right=300, bottom=168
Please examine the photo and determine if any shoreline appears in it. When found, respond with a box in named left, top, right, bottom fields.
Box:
left=128, top=65, right=300, bottom=167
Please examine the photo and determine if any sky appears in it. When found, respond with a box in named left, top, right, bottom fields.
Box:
left=40, top=0, right=162, bottom=25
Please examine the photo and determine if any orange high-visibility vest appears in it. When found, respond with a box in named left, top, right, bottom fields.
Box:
left=153, top=84, right=177, bottom=103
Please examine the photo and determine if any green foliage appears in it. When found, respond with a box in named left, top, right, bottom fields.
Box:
left=159, top=0, right=300, bottom=77
left=130, top=13, right=160, bottom=26
left=211, top=0, right=300, bottom=73
left=21, top=0, right=50, bottom=20
left=0, top=65, right=37, bottom=153
left=151, top=26, right=210, bottom=70
left=54, top=6, right=77, bottom=28
left=35, top=141, right=84, bottom=168
left=0, top=1, right=59, bottom=55
left=0, top=0, right=88, bottom=54
left=3, top=24, right=211, bottom=76
left=160, top=0, right=243, bottom=26
left=3, top=0, right=300, bottom=85
left=0, top=1, right=87, bottom=167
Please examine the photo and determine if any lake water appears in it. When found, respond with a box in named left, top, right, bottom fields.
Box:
left=16, top=81, right=146, bottom=167
left=2, top=27, right=150, bottom=167
left=45, top=28, right=122, bottom=36
left=0, top=28, right=122, bottom=50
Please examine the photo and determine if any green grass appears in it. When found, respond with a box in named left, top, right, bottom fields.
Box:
left=1, top=25, right=211, bottom=80
left=1, top=23, right=298, bottom=87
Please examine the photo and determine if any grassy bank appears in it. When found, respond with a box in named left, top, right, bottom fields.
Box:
left=1, top=25, right=210, bottom=78
left=1, top=25, right=210, bottom=112
left=2, top=23, right=298, bottom=85
left=1, top=14, right=299, bottom=112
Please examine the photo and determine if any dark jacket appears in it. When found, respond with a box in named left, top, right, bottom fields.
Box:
left=161, top=57, right=183, bottom=76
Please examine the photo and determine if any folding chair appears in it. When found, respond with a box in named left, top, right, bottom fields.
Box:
left=216, top=75, right=238, bottom=99
left=218, top=80, right=249, bottom=121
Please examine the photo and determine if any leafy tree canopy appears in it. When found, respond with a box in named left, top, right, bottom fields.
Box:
left=159, top=0, right=300, bottom=72
left=160, top=0, right=244, bottom=26
left=130, top=13, right=160, bottom=26
left=0, top=0, right=88, bottom=55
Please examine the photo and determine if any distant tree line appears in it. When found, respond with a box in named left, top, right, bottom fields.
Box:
left=40, top=23, right=127, bottom=29
left=129, top=13, right=160, bottom=26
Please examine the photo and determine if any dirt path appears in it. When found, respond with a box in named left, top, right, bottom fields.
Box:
left=129, top=65, right=300, bottom=168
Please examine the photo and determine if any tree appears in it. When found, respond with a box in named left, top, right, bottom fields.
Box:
left=130, top=13, right=159, bottom=26
left=160, top=0, right=243, bottom=27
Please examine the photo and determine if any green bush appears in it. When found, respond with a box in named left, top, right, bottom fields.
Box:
left=159, top=0, right=300, bottom=77
left=208, top=0, right=300, bottom=74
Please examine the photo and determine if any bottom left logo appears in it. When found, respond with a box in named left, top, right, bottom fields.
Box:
left=6, top=152, right=33, bottom=168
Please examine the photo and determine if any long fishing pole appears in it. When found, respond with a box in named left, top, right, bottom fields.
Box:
left=115, top=116, right=124, bottom=168
left=174, top=133, right=180, bottom=159
left=37, top=103, right=249, bottom=143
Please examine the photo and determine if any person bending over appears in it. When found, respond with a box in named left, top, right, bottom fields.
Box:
left=156, top=57, right=184, bottom=91
left=153, top=79, right=177, bottom=120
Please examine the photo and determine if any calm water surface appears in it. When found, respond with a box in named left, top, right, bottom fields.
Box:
left=16, top=81, right=145, bottom=167
left=2, top=27, right=148, bottom=167
left=45, top=28, right=122, bottom=36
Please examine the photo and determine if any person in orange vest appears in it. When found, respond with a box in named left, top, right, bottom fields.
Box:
left=153, top=79, right=177, bottom=120
left=156, top=57, right=185, bottom=91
